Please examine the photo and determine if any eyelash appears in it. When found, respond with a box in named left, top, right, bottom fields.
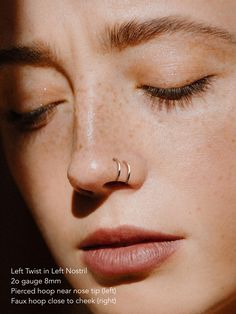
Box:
left=7, top=101, right=63, bottom=131
left=140, top=76, right=213, bottom=111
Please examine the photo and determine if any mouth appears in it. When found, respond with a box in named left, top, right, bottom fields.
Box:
left=79, top=225, right=184, bottom=277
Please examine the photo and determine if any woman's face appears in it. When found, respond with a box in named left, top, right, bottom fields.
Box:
left=1, top=1, right=236, bottom=313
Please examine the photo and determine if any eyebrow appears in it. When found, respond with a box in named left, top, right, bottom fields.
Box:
left=103, top=16, right=236, bottom=51
left=0, top=16, right=235, bottom=71
left=0, top=43, right=68, bottom=78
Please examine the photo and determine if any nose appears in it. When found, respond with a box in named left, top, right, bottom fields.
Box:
left=67, top=150, right=146, bottom=197
left=67, top=74, right=147, bottom=197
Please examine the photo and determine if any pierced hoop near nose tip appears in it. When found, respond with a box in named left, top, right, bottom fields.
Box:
left=113, top=158, right=121, bottom=181
left=113, top=158, right=131, bottom=184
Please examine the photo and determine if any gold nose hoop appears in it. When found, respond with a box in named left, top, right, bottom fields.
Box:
left=113, top=158, right=121, bottom=181
left=113, top=158, right=131, bottom=184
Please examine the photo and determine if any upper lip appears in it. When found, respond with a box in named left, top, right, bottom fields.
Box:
left=79, top=225, right=184, bottom=250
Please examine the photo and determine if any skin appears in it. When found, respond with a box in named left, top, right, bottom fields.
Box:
left=0, top=1, right=236, bottom=313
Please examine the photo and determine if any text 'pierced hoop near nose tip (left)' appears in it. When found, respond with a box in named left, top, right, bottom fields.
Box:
left=113, top=158, right=131, bottom=184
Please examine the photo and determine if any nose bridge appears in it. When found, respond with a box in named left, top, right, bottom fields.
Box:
left=74, top=73, right=123, bottom=151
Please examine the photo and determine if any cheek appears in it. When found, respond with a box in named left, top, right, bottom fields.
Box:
left=0, top=126, right=74, bottom=264
left=1, top=108, right=73, bottom=213
left=172, top=124, right=236, bottom=199
left=160, top=109, right=236, bottom=243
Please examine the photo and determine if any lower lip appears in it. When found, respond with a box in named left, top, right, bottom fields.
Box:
left=82, top=241, right=181, bottom=277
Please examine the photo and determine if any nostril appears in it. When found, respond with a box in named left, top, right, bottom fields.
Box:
left=78, top=188, right=95, bottom=197
left=103, top=181, right=128, bottom=189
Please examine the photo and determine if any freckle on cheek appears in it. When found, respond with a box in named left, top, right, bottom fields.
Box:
left=128, top=131, right=134, bottom=139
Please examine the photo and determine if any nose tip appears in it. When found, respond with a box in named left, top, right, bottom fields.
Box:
left=67, top=151, right=146, bottom=197
left=68, top=157, right=115, bottom=196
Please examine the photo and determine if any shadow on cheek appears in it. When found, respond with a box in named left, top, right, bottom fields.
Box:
left=0, top=142, right=72, bottom=313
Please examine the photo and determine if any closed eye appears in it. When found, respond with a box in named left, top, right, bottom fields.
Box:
left=7, top=100, right=64, bottom=131
left=139, top=75, right=214, bottom=111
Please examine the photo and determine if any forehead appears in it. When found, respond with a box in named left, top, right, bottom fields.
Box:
left=1, top=0, right=236, bottom=47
